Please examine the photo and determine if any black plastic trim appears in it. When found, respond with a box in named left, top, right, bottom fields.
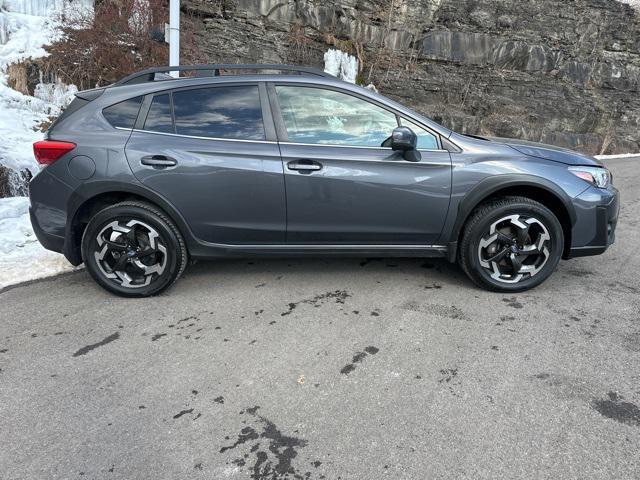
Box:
left=568, top=245, right=608, bottom=258
left=30, top=208, right=65, bottom=254
left=447, top=174, right=577, bottom=245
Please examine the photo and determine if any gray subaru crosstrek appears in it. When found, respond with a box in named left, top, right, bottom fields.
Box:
left=29, top=64, right=619, bottom=297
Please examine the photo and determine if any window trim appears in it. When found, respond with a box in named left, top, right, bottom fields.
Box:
left=268, top=82, right=447, bottom=152
left=117, top=127, right=278, bottom=145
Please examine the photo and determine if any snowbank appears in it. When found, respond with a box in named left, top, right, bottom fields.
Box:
left=0, top=0, right=90, bottom=289
left=0, top=197, right=78, bottom=290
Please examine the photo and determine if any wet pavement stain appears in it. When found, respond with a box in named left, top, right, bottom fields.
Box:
left=401, top=301, right=465, bottom=320
left=438, top=367, right=461, bottom=396
left=565, top=268, right=594, bottom=278
left=173, top=408, right=194, bottom=419
left=340, top=346, right=379, bottom=375
left=438, top=368, right=458, bottom=383
left=72, top=332, right=120, bottom=357
left=502, top=297, right=523, bottom=309
left=495, top=315, right=515, bottom=326
left=592, top=392, right=640, bottom=427
left=281, top=290, right=351, bottom=316
left=220, top=406, right=323, bottom=479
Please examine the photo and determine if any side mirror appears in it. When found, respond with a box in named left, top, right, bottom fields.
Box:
left=390, top=127, right=421, bottom=162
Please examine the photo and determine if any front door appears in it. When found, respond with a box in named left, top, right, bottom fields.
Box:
left=125, top=83, right=286, bottom=245
left=273, top=84, right=451, bottom=245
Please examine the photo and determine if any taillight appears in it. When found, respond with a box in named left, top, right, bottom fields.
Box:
left=33, top=140, right=76, bottom=165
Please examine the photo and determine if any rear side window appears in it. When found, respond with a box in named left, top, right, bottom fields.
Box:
left=144, top=94, right=174, bottom=133
left=172, top=85, right=264, bottom=140
left=102, top=96, right=143, bottom=129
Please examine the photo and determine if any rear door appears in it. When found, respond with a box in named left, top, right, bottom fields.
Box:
left=125, top=83, right=286, bottom=245
left=271, top=84, right=452, bottom=245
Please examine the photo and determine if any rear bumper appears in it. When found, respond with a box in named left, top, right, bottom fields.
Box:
left=567, top=184, right=619, bottom=258
left=29, top=207, right=65, bottom=253
left=29, top=168, right=82, bottom=264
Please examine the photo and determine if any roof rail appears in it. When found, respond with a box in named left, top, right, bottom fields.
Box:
left=113, top=64, right=334, bottom=86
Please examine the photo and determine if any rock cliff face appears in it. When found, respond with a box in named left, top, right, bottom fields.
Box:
left=184, top=0, right=640, bottom=154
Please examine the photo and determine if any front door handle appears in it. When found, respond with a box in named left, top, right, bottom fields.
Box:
left=287, top=159, right=322, bottom=172
left=141, top=155, right=177, bottom=167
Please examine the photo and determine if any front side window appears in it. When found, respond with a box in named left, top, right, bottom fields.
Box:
left=144, top=94, right=174, bottom=133
left=276, top=86, right=398, bottom=147
left=103, top=96, right=143, bottom=129
left=400, top=118, right=439, bottom=150
left=172, top=85, right=265, bottom=140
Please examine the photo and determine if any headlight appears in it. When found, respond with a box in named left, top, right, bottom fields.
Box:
left=568, top=166, right=611, bottom=188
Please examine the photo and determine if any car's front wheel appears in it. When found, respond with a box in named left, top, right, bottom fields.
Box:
left=81, top=201, right=187, bottom=297
left=459, top=196, right=564, bottom=292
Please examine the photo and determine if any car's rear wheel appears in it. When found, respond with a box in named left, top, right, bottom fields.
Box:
left=81, top=201, right=187, bottom=297
left=459, top=196, right=564, bottom=292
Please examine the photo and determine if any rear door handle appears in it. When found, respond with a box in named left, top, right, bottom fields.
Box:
left=287, top=159, right=322, bottom=172
left=141, top=155, right=177, bottom=167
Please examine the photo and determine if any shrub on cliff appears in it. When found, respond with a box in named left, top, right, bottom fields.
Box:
left=41, top=0, right=169, bottom=90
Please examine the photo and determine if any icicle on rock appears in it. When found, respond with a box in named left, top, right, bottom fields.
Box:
left=323, top=49, right=358, bottom=84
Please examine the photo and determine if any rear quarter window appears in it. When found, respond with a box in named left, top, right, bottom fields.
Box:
left=102, top=96, right=143, bottom=129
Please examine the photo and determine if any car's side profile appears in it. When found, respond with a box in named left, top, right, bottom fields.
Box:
left=29, top=64, right=619, bottom=297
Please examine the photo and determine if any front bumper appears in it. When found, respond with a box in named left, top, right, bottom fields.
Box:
left=567, top=184, right=619, bottom=258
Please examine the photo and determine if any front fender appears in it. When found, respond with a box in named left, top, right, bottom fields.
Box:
left=443, top=173, right=578, bottom=261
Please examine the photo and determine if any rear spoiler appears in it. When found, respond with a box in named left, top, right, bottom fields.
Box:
left=75, top=88, right=105, bottom=101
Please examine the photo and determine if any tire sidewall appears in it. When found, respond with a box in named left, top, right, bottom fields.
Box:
left=82, top=205, right=181, bottom=297
left=465, top=201, right=563, bottom=292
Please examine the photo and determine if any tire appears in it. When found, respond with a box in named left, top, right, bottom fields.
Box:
left=81, top=201, right=187, bottom=297
left=458, top=196, right=563, bottom=292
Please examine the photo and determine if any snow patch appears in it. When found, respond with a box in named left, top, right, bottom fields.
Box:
left=34, top=77, right=77, bottom=106
left=0, top=0, right=88, bottom=288
left=0, top=10, right=10, bottom=45
left=324, top=48, right=358, bottom=84
left=595, top=153, right=640, bottom=160
left=0, top=0, right=86, bottom=181
left=617, top=0, right=640, bottom=11
left=0, top=196, right=78, bottom=290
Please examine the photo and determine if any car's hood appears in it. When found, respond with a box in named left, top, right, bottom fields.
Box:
left=486, top=137, right=603, bottom=166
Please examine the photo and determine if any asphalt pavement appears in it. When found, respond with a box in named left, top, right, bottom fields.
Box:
left=1, top=157, right=639, bottom=480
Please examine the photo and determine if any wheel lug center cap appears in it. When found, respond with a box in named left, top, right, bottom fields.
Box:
left=510, top=245, right=519, bottom=253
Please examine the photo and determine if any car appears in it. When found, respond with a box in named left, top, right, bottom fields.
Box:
left=29, top=64, right=619, bottom=297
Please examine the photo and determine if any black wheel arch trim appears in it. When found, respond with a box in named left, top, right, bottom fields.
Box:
left=64, top=180, right=196, bottom=265
left=446, top=174, right=577, bottom=257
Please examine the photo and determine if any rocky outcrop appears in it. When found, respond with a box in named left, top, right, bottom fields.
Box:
left=184, top=0, right=640, bottom=154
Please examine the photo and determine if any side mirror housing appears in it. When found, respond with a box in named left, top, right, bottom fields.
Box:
left=390, top=127, right=421, bottom=162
